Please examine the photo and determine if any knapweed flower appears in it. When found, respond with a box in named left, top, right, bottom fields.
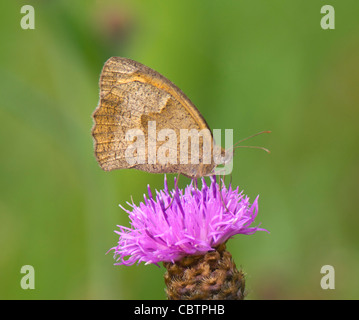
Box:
left=110, top=175, right=267, bottom=299
left=111, top=176, right=266, bottom=264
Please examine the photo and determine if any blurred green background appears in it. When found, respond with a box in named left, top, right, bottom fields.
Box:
left=1, top=0, right=358, bottom=299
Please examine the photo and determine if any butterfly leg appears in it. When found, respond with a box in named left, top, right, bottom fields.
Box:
left=204, top=170, right=231, bottom=213
left=164, top=172, right=181, bottom=210
left=219, top=174, right=231, bottom=213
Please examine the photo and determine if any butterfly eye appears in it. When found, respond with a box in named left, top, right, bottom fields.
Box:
left=222, top=150, right=233, bottom=165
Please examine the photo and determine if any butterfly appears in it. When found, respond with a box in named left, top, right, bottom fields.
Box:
left=91, top=57, right=234, bottom=179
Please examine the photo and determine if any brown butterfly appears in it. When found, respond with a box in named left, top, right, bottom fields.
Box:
left=92, top=57, right=233, bottom=179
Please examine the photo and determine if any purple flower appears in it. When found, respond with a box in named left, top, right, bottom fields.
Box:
left=110, top=176, right=267, bottom=266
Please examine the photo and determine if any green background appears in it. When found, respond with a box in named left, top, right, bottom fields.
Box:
left=1, top=0, right=358, bottom=299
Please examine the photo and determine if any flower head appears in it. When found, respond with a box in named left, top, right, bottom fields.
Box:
left=110, top=176, right=267, bottom=266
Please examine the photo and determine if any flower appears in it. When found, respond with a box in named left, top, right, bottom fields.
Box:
left=110, top=175, right=267, bottom=266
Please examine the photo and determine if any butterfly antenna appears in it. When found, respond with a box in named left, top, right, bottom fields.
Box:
left=227, top=130, right=271, bottom=154
left=233, top=130, right=271, bottom=148
left=233, top=145, right=271, bottom=153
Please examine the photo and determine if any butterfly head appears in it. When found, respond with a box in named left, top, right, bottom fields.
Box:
left=221, top=146, right=234, bottom=165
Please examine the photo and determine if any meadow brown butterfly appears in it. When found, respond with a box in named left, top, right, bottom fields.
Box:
left=92, top=57, right=232, bottom=179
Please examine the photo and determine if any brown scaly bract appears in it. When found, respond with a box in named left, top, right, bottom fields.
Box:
left=163, top=243, right=246, bottom=300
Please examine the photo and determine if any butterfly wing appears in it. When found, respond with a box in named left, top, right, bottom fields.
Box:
left=92, top=57, right=216, bottom=178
